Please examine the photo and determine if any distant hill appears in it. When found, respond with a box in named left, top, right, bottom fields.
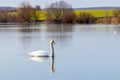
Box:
left=0, top=6, right=120, bottom=10
left=0, top=6, right=16, bottom=10
left=74, top=7, right=120, bottom=10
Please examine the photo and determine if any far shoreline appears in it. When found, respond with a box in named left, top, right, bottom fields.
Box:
left=0, top=22, right=119, bottom=27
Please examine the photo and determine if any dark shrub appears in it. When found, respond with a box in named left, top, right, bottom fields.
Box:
left=113, top=9, right=120, bottom=22
left=75, top=12, right=96, bottom=24
left=61, top=10, right=76, bottom=23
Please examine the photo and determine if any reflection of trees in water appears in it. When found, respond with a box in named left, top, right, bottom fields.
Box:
left=19, top=24, right=41, bottom=33
left=19, top=24, right=120, bottom=48
left=19, top=28, right=39, bottom=32
left=18, top=24, right=73, bottom=33
left=46, top=24, right=73, bottom=45
left=73, top=25, right=120, bottom=33
left=73, top=25, right=94, bottom=32
left=21, top=36, right=35, bottom=48
left=46, top=24, right=73, bottom=32
left=20, top=24, right=74, bottom=47
left=73, top=25, right=113, bottom=32
left=18, top=24, right=40, bottom=48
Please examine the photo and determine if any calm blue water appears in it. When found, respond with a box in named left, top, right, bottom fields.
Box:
left=0, top=24, right=120, bottom=80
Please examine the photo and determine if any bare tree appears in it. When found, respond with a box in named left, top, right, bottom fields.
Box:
left=0, top=10, right=9, bottom=22
left=113, top=9, right=120, bottom=22
left=46, top=1, right=73, bottom=23
left=75, top=12, right=96, bottom=24
left=61, top=10, right=76, bottom=23
left=0, top=10, right=18, bottom=22
left=36, top=5, right=41, bottom=10
left=18, top=2, right=40, bottom=23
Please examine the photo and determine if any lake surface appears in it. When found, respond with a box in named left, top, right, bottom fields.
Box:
left=0, top=24, right=120, bottom=80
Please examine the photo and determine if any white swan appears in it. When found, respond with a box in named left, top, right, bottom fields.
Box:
left=29, top=40, right=55, bottom=57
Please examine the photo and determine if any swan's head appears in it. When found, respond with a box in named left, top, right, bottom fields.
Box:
left=50, top=40, right=55, bottom=44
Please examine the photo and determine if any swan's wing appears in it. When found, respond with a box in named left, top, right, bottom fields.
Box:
left=29, top=50, right=48, bottom=57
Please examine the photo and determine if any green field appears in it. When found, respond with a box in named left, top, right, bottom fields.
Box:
left=39, top=9, right=114, bottom=20
left=39, top=10, right=46, bottom=20
left=74, top=9, right=113, bottom=17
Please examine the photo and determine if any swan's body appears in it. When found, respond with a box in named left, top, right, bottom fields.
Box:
left=29, top=40, right=55, bottom=57
left=30, top=50, right=50, bottom=57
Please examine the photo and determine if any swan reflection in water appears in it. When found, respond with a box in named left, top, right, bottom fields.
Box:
left=30, top=56, right=55, bottom=73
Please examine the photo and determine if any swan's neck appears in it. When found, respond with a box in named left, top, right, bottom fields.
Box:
left=50, top=43, right=54, bottom=57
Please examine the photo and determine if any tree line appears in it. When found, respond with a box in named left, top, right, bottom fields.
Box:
left=0, top=2, right=40, bottom=23
left=0, top=1, right=120, bottom=24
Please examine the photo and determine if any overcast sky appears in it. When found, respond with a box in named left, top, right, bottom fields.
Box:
left=0, top=0, right=120, bottom=8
